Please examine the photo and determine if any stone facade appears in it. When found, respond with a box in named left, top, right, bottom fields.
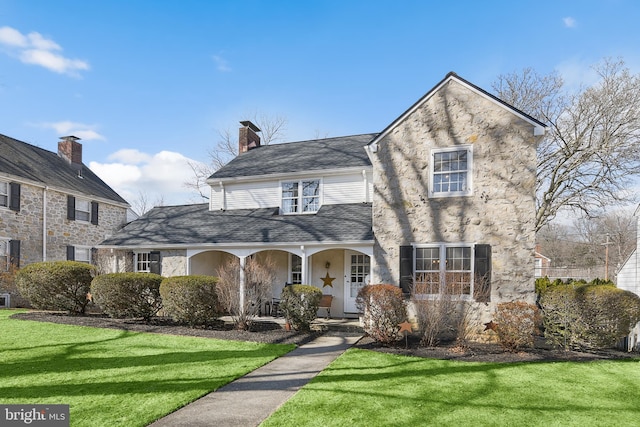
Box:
left=370, top=78, right=541, bottom=323
left=0, top=181, right=128, bottom=266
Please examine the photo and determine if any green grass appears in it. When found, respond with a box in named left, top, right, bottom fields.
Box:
left=0, top=310, right=294, bottom=427
left=263, top=348, right=640, bottom=427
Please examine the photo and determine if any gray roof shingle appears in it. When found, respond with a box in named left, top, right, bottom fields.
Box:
left=100, top=203, right=373, bottom=247
left=209, top=133, right=377, bottom=180
left=0, top=133, right=128, bottom=204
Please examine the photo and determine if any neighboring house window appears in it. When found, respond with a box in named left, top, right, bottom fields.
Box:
left=67, top=195, right=99, bottom=225
left=0, top=181, right=20, bottom=211
left=290, top=254, right=302, bottom=284
left=430, top=146, right=472, bottom=197
left=281, top=179, right=320, bottom=214
left=67, top=245, right=92, bottom=263
left=414, top=244, right=473, bottom=297
left=136, top=252, right=151, bottom=272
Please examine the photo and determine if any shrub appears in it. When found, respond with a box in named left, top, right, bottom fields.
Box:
left=160, top=275, right=220, bottom=327
left=494, top=301, right=539, bottom=351
left=280, top=285, right=322, bottom=331
left=91, top=272, right=163, bottom=320
left=540, top=283, right=640, bottom=350
left=15, top=261, right=95, bottom=314
left=216, top=256, right=275, bottom=330
left=356, top=284, right=407, bottom=344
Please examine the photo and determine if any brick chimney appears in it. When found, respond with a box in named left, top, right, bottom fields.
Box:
left=58, top=136, right=83, bottom=165
left=238, top=121, right=261, bottom=154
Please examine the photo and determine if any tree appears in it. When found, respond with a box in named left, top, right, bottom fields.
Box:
left=493, top=58, right=640, bottom=231
left=185, top=113, right=288, bottom=200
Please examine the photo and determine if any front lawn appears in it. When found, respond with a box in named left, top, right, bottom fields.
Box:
left=263, top=348, right=640, bottom=426
left=0, top=310, right=294, bottom=427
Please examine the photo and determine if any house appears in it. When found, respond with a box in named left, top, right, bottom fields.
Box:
left=0, top=134, right=130, bottom=307
left=98, top=72, right=545, bottom=330
left=534, top=245, right=551, bottom=278
left=614, top=204, right=640, bottom=351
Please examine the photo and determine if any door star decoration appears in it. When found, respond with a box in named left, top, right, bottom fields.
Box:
left=321, top=272, right=335, bottom=287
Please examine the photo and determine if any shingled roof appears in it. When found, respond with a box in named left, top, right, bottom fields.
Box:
left=99, top=202, right=373, bottom=247
left=209, top=133, right=377, bottom=180
left=0, top=133, right=128, bottom=205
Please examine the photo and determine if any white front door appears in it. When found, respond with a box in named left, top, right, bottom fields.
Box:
left=344, top=251, right=370, bottom=313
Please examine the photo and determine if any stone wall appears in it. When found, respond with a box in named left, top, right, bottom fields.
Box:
left=371, top=78, right=541, bottom=324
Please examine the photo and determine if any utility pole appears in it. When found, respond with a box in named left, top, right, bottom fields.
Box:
left=602, top=234, right=611, bottom=281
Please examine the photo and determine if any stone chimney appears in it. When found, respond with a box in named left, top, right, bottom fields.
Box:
left=58, top=136, right=83, bottom=165
left=238, top=121, right=261, bottom=154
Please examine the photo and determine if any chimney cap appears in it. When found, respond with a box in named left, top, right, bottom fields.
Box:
left=239, top=121, right=261, bottom=133
left=60, top=135, right=81, bottom=142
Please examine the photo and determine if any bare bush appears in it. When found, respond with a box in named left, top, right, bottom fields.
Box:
left=216, top=256, right=275, bottom=330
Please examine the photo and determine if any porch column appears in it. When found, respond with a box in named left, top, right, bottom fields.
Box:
left=239, top=255, right=246, bottom=316
left=300, top=245, right=307, bottom=284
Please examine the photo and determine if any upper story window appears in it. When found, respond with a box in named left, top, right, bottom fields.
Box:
left=414, top=244, right=473, bottom=297
left=67, top=195, right=98, bottom=225
left=281, top=179, right=320, bottom=214
left=0, top=182, right=8, bottom=207
left=75, top=199, right=91, bottom=222
left=0, top=239, right=8, bottom=271
left=430, top=146, right=472, bottom=197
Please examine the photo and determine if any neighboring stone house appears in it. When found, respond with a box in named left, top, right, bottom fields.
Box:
left=0, top=133, right=130, bottom=307
left=98, top=72, right=545, bottom=330
left=615, top=204, right=640, bottom=351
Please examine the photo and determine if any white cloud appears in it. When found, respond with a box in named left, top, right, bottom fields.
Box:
left=39, top=121, right=106, bottom=141
left=213, top=54, right=231, bottom=72
left=89, top=150, right=209, bottom=210
left=563, top=17, right=577, bottom=28
left=0, top=26, right=89, bottom=76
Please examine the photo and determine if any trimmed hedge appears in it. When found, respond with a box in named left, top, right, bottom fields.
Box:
left=356, top=284, right=407, bottom=344
left=15, top=261, right=95, bottom=314
left=91, top=272, right=163, bottom=320
left=160, top=275, right=220, bottom=327
left=280, top=285, right=322, bottom=331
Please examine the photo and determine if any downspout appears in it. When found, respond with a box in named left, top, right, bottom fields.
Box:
left=42, top=186, right=48, bottom=261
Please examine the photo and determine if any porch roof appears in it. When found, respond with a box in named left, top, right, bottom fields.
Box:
left=98, top=202, right=373, bottom=247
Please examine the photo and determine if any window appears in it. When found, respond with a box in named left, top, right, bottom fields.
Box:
left=290, top=254, right=302, bottom=284
left=414, top=244, right=473, bottom=297
left=136, top=252, right=151, bottom=272
left=0, top=239, right=8, bottom=271
left=430, top=146, right=472, bottom=197
left=281, top=179, right=320, bottom=214
left=75, top=199, right=91, bottom=222
left=75, top=247, right=91, bottom=263
left=0, top=182, right=8, bottom=207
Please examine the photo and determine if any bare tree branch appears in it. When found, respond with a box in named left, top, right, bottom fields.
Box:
left=494, top=58, right=640, bottom=231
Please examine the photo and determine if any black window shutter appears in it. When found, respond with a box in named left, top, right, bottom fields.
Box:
left=9, top=183, right=20, bottom=212
left=67, top=195, right=76, bottom=220
left=149, top=251, right=161, bottom=275
left=91, top=201, right=99, bottom=225
left=399, top=245, right=414, bottom=294
left=474, top=244, right=491, bottom=302
left=67, top=245, right=75, bottom=261
left=9, top=240, right=20, bottom=268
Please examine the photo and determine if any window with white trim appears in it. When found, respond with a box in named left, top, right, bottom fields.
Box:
left=0, top=182, right=8, bottom=207
left=74, top=246, right=92, bottom=263
left=290, top=254, right=302, bottom=284
left=135, top=252, right=151, bottom=272
left=430, top=146, right=472, bottom=197
left=281, top=179, right=320, bottom=214
left=75, top=199, right=91, bottom=222
left=0, top=239, right=8, bottom=271
left=414, top=244, right=473, bottom=297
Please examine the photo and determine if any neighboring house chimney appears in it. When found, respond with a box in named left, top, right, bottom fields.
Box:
left=58, top=136, right=83, bottom=165
left=238, top=121, right=261, bottom=154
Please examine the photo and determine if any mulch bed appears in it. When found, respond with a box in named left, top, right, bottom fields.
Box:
left=11, top=311, right=640, bottom=363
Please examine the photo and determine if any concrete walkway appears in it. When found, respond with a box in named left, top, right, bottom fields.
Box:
left=148, top=332, right=362, bottom=427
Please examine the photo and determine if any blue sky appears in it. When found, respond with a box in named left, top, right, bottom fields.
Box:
left=1, top=0, right=639, bottom=209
